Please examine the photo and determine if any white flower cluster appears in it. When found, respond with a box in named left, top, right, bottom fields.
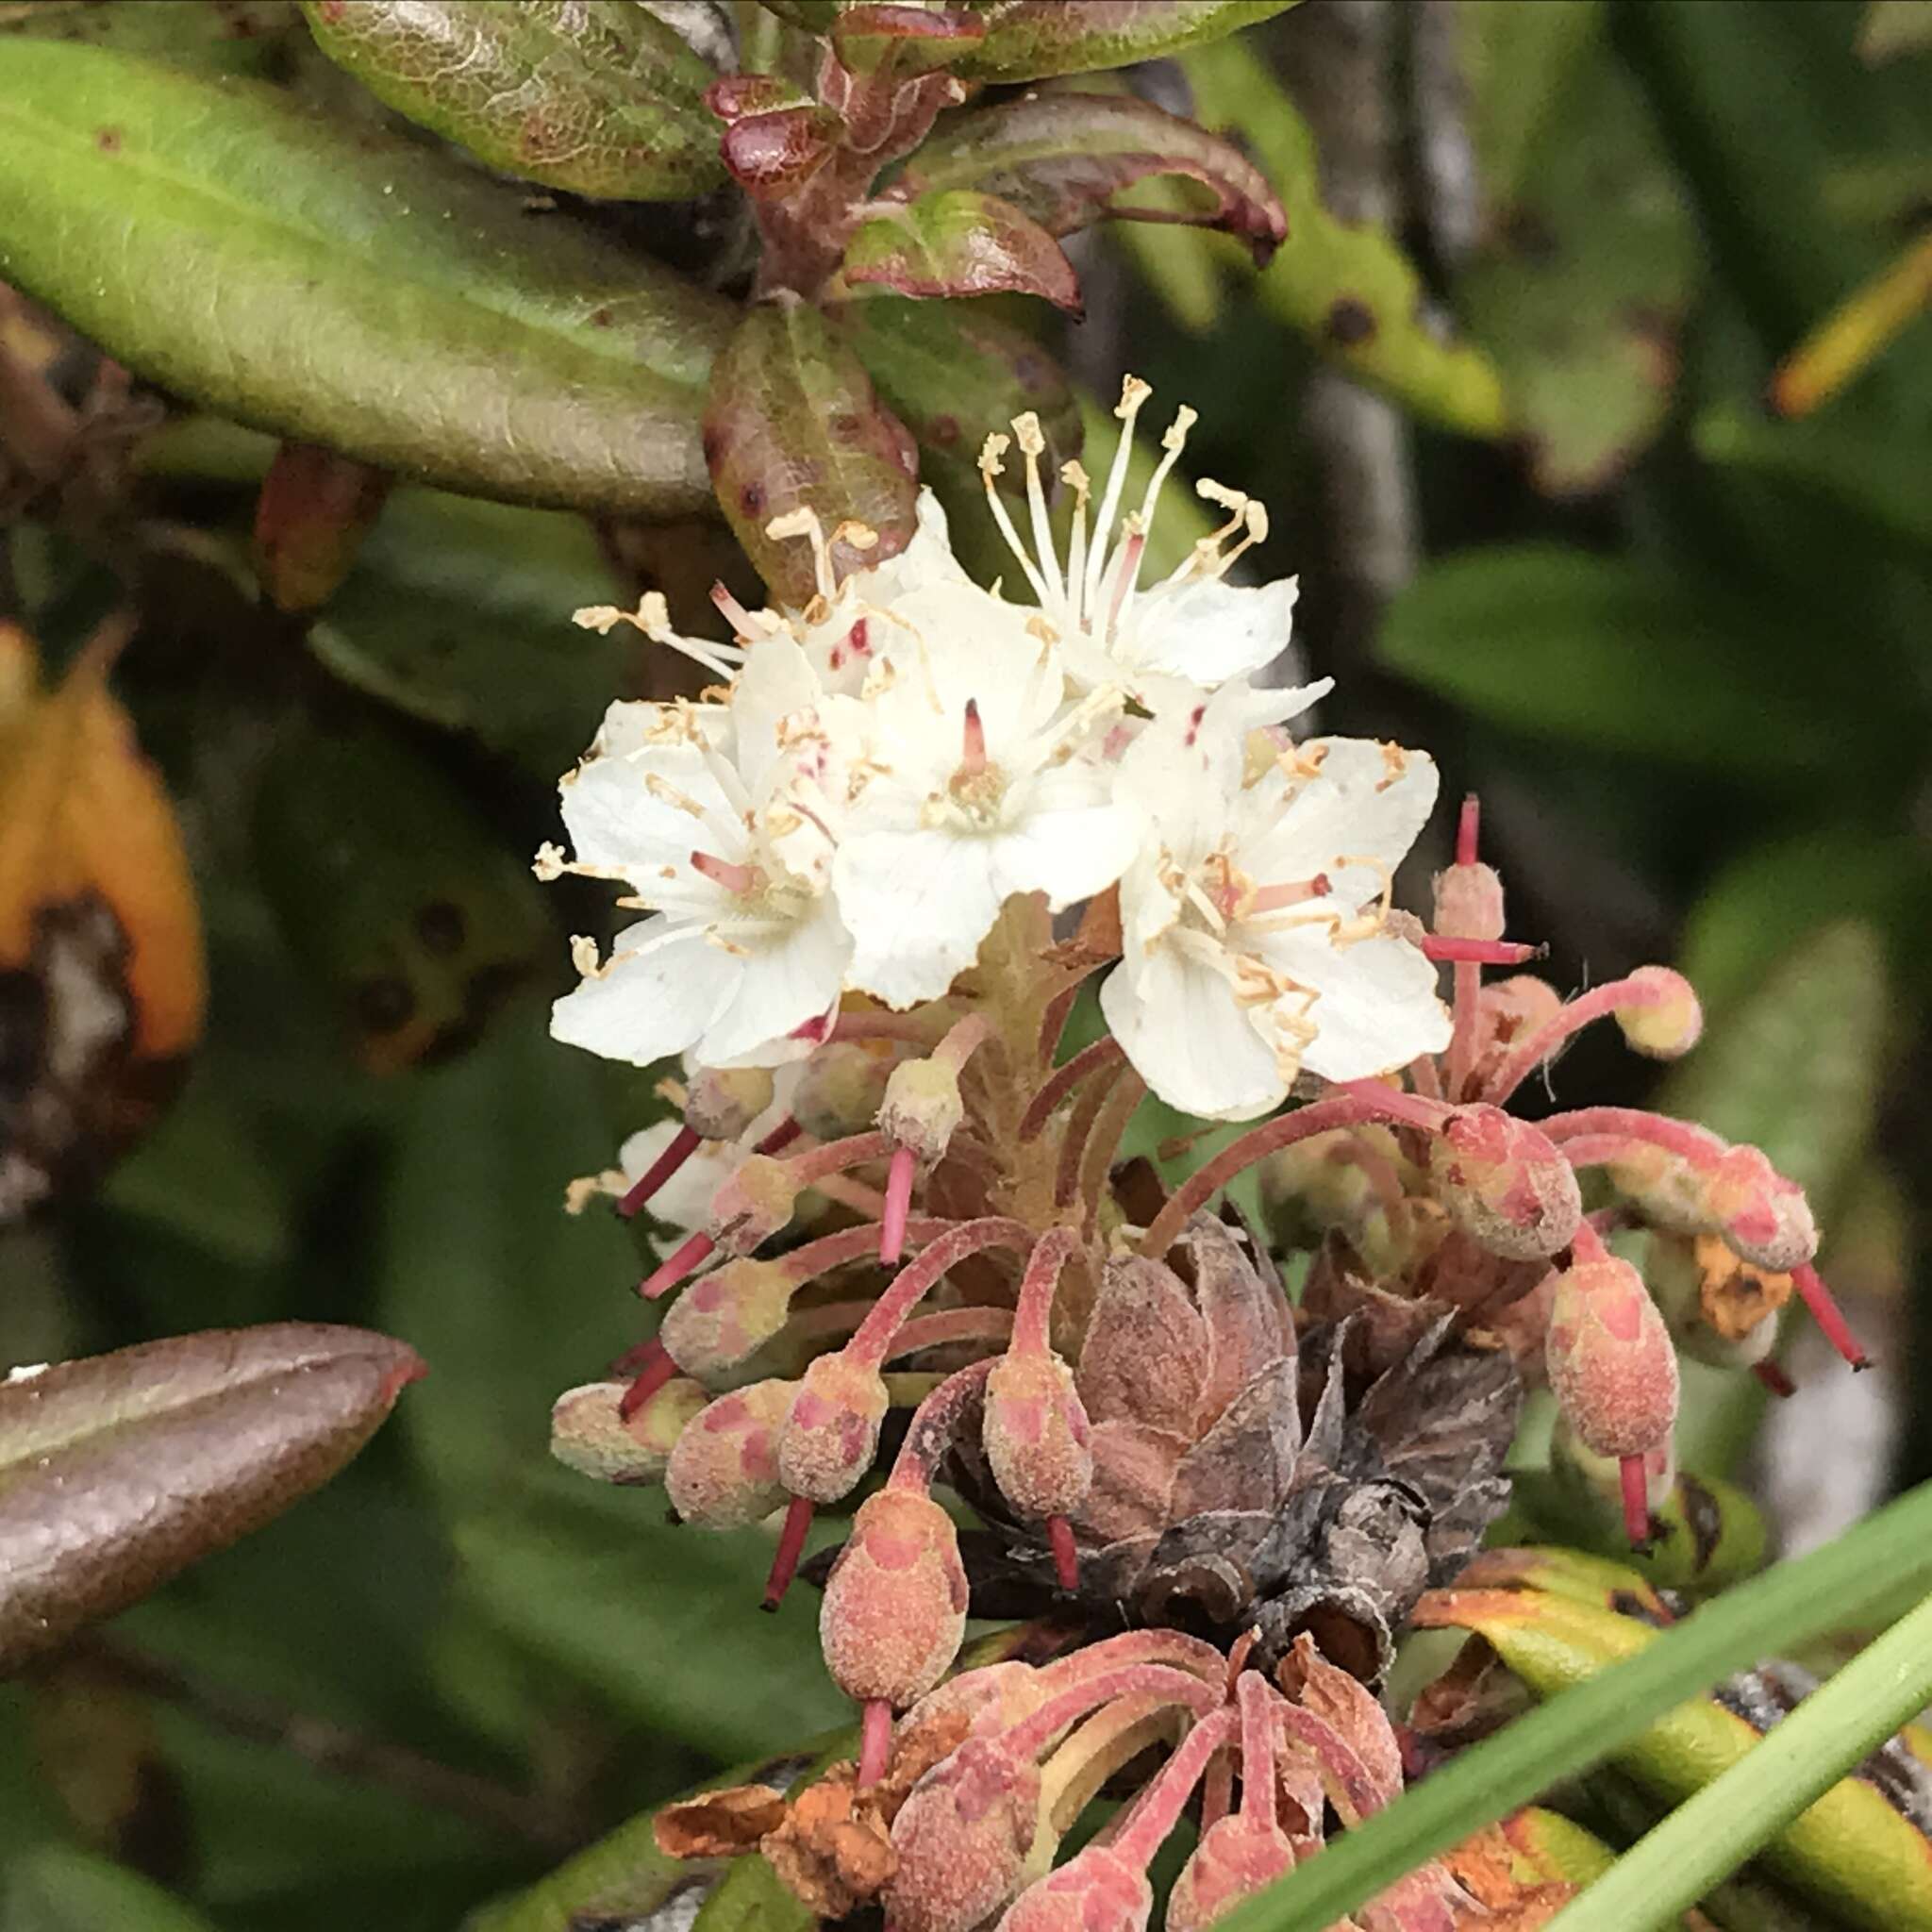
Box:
left=541, top=381, right=1450, bottom=1123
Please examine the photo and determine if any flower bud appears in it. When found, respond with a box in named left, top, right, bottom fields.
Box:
left=1705, top=1143, right=1816, bottom=1272
left=664, top=1377, right=796, bottom=1526
left=684, top=1065, right=774, bottom=1141
left=1431, top=861, right=1505, bottom=941
left=792, top=1041, right=896, bottom=1140
left=886, top=1738, right=1041, bottom=1932
left=1646, top=1232, right=1781, bottom=1370
left=821, top=1490, right=968, bottom=1706
left=1427, top=1106, right=1581, bottom=1261
left=999, top=1847, right=1150, bottom=1932
left=879, top=1054, right=966, bottom=1169
left=984, top=1349, right=1093, bottom=1520
left=549, top=1376, right=707, bottom=1485
left=1545, top=1257, right=1679, bottom=1458
left=706, top=1152, right=800, bottom=1253
left=1167, top=1817, right=1295, bottom=1932
left=1613, top=966, right=1702, bottom=1059
left=659, top=1257, right=796, bottom=1383
left=777, top=1350, right=890, bottom=1503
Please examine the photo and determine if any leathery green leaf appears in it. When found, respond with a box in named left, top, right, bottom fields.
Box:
left=0, top=43, right=733, bottom=512
left=1181, top=36, right=1509, bottom=438
left=300, top=1, right=725, bottom=201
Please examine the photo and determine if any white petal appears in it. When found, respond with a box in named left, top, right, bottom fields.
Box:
left=729, top=633, right=823, bottom=799
left=1255, top=927, right=1451, bottom=1080
left=1100, top=945, right=1286, bottom=1123
left=834, top=829, right=1004, bottom=1008
left=1115, top=698, right=1242, bottom=865
left=862, top=488, right=972, bottom=600
left=550, top=919, right=738, bottom=1067
left=1239, top=738, right=1440, bottom=909
left=990, top=770, right=1139, bottom=908
left=1125, top=574, right=1299, bottom=687
left=697, top=895, right=854, bottom=1067
left=559, top=739, right=741, bottom=884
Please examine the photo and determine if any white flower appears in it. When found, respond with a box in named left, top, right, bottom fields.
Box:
left=829, top=604, right=1137, bottom=1008
left=1101, top=698, right=1450, bottom=1121
left=543, top=610, right=853, bottom=1069
left=977, top=379, right=1326, bottom=715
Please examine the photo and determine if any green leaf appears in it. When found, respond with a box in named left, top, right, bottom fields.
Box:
left=841, top=190, right=1081, bottom=311
left=953, top=0, right=1299, bottom=83
left=1180, top=36, right=1509, bottom=438
left=1, top=1843, right=218, bottom=1932
left=1211, top=1475, right=1932, bottom=1932
left=704, top=295, right=919, bottom=603
left=0, top=0, right=299, bottom=75
left=0, top=43, right=733, bottom=512
left=304, top=488, right=631, bottom=778
left=898, top=90, right=1286, bottom=260
left=1457, top=1, right=1697, bottom=491
left=250, top=722, right=553, bottom=1074
left=0, top=1323, right=424, bottom=1673
left=300, top=0, right=725, bottom=202
left=1376, top=545, right=1840, bottom=774
left=1678, top=829, right=1932, bottom=1017
left=1549, top=1587, right=1932, bottom=1930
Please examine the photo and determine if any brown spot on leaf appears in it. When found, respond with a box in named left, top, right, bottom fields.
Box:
left=590, top=307, right=614, bottom=328
left=413, top=901, right=466, bottom=958
left=1679, top=1474, right=1724, bottom=1575
left=740, top=481, right=765, bottom=517
left=353, top=977, right=415, bottom=1036
left=95, top=128, right=121, bottom=154
left=1324, top=297, right=1377, bottom=347
left=927, top=413, right=960, bottom=447
left=1500, top=207, right=1560, bottom=264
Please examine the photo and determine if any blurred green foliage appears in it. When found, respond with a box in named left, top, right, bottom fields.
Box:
left=0, top=0, right=1927, bottom=1924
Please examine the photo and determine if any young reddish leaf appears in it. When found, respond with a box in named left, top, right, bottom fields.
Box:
left=830, top=4, right=986, bottom=77
left=953, top=1, right=1300, bottom=83
left=0, top=1323, right=425, bottom=1672
left=704, top=295, right=919, bottom=603
left=841, top=191, right=1082, bottom=311
left=300, top=0, right=725, bottom=201
left=897, top=92, right=1286, bottom=263
left=0, top=620, right=203, bottom=1223
left=253, top=441, right=394, bottom=614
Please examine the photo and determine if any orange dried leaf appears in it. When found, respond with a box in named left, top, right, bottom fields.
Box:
left=653, top=1783, right=790, bottom=1857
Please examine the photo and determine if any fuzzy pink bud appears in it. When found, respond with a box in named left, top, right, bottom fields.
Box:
left=1705, top=1143, right=1817, bottom=1272
left=684, top=1065, right=774, bottom=1141
left=663, top=1377, right=796, bottom=1527
left=1545, top=1257, right=1679, bottom=1458
left=879, top=1054, right=967, bottom=1168
left=1613, top=966, right=1703, bottom=1059
left=705, top=1153, right=800, bottom=1254
left=549, top=1376, right=707, bottom=1486
left=658, top=1257, right=797, bottom=1383
left=777, top=1350, right=890, bottom=1503
left=1168, top=1817, right=1295, bottom=1932
left=985, top=1351, right=1093, bottom=1520
left=1427, top=1105, right=1581, bottom=1260
left=886, top=1739, right=1041, bottom=1932
left=998, top=1848, right=1150, bottom=1932
left=820, top=1489, right=969, bottom=1707
left=1432, top=860, right=1505, bottom=942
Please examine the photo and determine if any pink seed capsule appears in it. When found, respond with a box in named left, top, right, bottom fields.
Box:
left=1427, top=1105, right=1581, bottom=1261
left=658, top=1257, right=797, bottom=1382
left=663, top=1377, right=797, bottom=1527
left=996, top=1844, right=1151, bottom=1932
left=985, top=1351, right=1092, bottom=1516
left=886, top=1739, right=1042, bottom=1932
left=1704, top=1144, right=1817, bottom=1273
left=820, top=1489, right=969, bottom=1707
left=1545, top=1257, right=1680, bottom=1461
left=777, top=1349, right=890, bottom=1504
left=1167, top=1817, right=1295, bottom=1932
left=1613, top=966, right=1703, bottom=1059
left=549, top=1376, right=708, bottom=1486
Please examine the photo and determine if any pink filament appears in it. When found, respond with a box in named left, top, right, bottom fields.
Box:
left=1754, top=1359, right=1797, bottom=1399
left=617, top=1342, right=677, bottom=1421
left=1484, top=973, right=1676, bottom=1105
left=756, top=1115, right=804, bottom=1158
left=618, top=1124, right=702, bottom=1218
left=880, top=1146, right=917, bottom=1264
left=1620, top=1455, right=1652, bottom=1548
left=1422, top=936, right=1540, bottom=967
left=1019, top=1036, right=1126, bottom=1142
left=763, top=1494, right=815, bottom=1611
left=1457, top=794, right=1480, bottom=866
left=1791, top=1263, right=1870, bottom=1370
left=1048, top=1515, right=1080, bottom=1591
left=858, top=1698, right=893, bottom=1788
left=640, top=1230, right=716, bottom=1300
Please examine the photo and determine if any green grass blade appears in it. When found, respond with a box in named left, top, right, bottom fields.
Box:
left=1547, top=1586, right=1932, bottom=1930
left=1216, top=1477, right=1932, bottom=1932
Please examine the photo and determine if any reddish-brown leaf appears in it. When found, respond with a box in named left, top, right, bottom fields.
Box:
left=841, top=190, right=1081, bottom=311
left=0, top=1323, right=425, bottom=1672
